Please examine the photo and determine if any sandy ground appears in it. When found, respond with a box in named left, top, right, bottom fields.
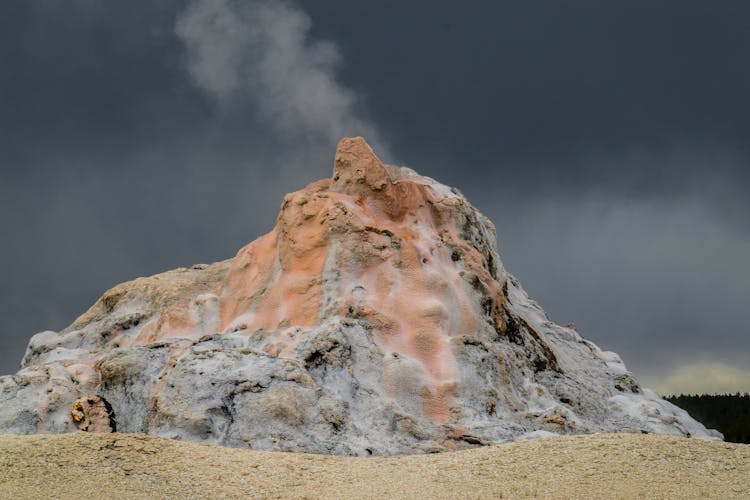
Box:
left=0, top=432, right=747, bottom=499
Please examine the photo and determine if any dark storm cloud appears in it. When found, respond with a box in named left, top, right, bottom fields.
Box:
left=0, top=0, right=383, bottom=371
left=304, top=1, right=750, bottom=193
left=486, top=195, right=750, bottom=371
left=1, top=1, right=748, bottom=390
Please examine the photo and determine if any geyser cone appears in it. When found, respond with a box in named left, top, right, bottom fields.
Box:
left=0, top=138, right=720, bottom=454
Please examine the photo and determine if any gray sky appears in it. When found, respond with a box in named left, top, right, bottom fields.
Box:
left=1, top=1, right=748, bottom=393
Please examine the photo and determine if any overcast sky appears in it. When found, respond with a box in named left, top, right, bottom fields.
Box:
left=1, top=1, right=748, bottom=394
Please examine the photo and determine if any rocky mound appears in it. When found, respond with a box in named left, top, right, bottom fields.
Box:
left=0, top=138, right=720, bottom=454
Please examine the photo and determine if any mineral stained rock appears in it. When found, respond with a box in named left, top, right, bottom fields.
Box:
left=70, top=396, right=116, bottom=433
left=0, top=138, right=720, bottom=454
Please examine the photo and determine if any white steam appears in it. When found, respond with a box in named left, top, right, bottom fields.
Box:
left=175, top=0, right=383, bottom=149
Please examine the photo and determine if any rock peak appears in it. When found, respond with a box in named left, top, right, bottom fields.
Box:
left=331, top=136, right=393, bottom=197
left=334, top=136, right=378, bottom=164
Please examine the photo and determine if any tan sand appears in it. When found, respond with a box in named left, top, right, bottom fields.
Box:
left=0, top=432, right=747, bottom=499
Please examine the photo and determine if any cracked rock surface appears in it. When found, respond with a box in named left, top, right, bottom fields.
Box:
left=0, top=137, right=721, bottom=454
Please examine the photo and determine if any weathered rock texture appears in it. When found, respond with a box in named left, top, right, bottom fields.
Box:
left=0, top=138, right=720, bottom=454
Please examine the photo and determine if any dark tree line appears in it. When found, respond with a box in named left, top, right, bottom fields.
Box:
left=664, top=393, right=750, bottom=444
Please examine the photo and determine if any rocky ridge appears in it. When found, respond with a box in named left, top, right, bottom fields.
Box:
left=0, top=138, right=720, bottom=454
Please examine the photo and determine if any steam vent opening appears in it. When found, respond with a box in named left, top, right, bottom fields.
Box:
left=71, top=396, right=116, bottom=433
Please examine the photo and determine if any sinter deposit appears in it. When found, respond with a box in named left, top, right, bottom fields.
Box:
left=0, top=138, right=720, bottom=454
